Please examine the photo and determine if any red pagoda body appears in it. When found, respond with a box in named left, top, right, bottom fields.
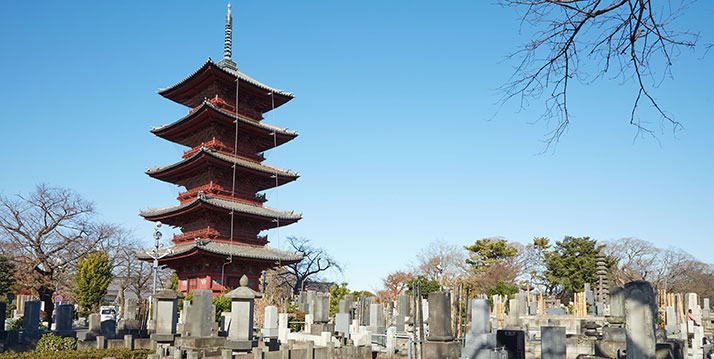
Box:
left=138, top=5, right=303, bottom=295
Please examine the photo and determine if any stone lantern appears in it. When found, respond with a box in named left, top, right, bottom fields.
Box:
left=224, top=274, right=262, bottom=351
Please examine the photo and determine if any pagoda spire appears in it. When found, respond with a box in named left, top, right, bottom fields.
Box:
left=218, top=3, right=237, bottom=70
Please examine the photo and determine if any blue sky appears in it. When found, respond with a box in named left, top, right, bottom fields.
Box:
left=1, top=1, right=712, bottom=292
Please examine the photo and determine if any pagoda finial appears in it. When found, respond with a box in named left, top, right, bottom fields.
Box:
left=218, top=3, right=237, bottom=70
left=224, top=4, right=232, bottom=60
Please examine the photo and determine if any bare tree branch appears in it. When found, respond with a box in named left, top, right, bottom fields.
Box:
left=498, top=0, right=702, bottom=150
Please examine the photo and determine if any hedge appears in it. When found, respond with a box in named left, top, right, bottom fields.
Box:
left=0, top=348, right=151, bottom=359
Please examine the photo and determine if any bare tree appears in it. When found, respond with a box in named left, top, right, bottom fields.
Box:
left=0, top=184, right=122, bottom=323
left=280, top=236, right=342, bottom=295
left=412, top=240, right=467, bottom=289
left=499, top=0, right=704, bottom=148
left=603, top=237, right=661, bottom=284
left=603, top=238, right=714, bottom=298
left=113, top=237, right=157, bottom=301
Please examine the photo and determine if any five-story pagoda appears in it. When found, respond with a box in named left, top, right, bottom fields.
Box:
left=138, top=5, right=303, bottom=295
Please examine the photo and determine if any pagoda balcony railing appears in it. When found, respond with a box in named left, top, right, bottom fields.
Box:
left=182, top=137, right=232, bottom=159
left=209, top=95, right=235, bottom=113
left=187, top=94, right=263, bottom=121
left=173, top=226, right=220, bottom=243
left=182, top=137, right=266, bottom=162
left=177, top=182, right=267, bottom=205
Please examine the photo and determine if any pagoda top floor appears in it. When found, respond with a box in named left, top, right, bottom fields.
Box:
left=158, top=58, right=294, bottom=117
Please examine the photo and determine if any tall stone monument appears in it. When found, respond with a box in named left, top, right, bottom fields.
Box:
left=624, top=281, right=656, bottom=359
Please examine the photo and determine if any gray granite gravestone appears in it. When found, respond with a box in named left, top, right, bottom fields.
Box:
left=541, top=326, right=566, bottom=359
left=625, top=281, right=656, bottom=359
left=261, top=305, right=278, bottom=339
left=462, top=299, right=496, bottom=359
left=188, top=290, right=214, bottom=338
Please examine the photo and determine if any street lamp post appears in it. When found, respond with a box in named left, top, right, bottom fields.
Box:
left=148, top=222, right=171, bottom=295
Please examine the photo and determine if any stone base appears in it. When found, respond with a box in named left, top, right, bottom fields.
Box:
left=462, top=333, right=496, bottom=359
left=595, top=340, right=625, bottom=358
left=224, top=339, right=256, bottom=351
left=261, top=328, right=278, bottom=338
left=76, top=330, right=98, bottom=342
left=422, top=341, right=462, bottom=359
left=174, top=336, right=226, bottom=349
left=150, top=333, right=178, bottom=343
left=310, top=323, right=334, bottom=335
left=53, top=330, right=76, bottom=338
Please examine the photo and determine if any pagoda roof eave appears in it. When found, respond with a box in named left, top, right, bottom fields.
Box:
left=150, top=100, right=298, bottom=140
left=157, top=58, right=293, bottom=107
left=140, top=195, right=302, bottom=222
left=136, top=241, right=303, bottom=264
left=145, top=147, right=299, bottom=180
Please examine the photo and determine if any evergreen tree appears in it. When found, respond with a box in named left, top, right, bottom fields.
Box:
left=0, top=255, right=16, bottom=297
left=72, top=252, right=114, bottom=311
left=406, top=275, right=441, bottom=296
left=543, top=236, right=602, bottom=298
left=464, top=238, right=518, bottom=273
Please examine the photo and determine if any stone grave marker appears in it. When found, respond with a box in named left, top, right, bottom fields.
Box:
left=624, top=281, right=656, bottom=359
left=541, top=326, right=566, bottom=359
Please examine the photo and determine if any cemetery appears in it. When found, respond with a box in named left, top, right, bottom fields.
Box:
left=1, top=2, right=713, bottom=359
left=1, top=273, right=714, bottom=359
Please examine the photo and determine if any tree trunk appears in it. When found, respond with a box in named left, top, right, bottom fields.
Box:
left=37, top=286, right=54, bottom=326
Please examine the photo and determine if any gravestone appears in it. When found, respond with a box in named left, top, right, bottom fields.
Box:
left=261, top=305, right=278, bottom=339
left=278, top=313, right=288, bottom=343
left=89, top=313, right=101, bottom=332
left=188, top=290, right=214, bottom=338
left=497, top=330, right=526, bottom=359
left=335, top=313, right=350, bottom=334
left=427, top=292, right=453, bottom=341
left=624, top=281, right=656, bottom=359
left=0, top=302, right=6, bottom=331
left=54, top=304, right=75, bottom=337
left=463, top=299, right=497, bottom=359
left=399, top=295, right=410, bottom=316
left=151, top=289, right=183, bottom=343
left=529, top=302, right=537, bottom=316
left=22, top=300, right=42, bottom=341
left=313, top=293, right=329, bottom=323
left=124, top=299, right=138, bottom=320
left=225, top=275, right=261, bottom=351
left=610, top=287, right=625, bottom=323
left=369, top=303, right=384, bottom=328
left=546, top=308, right=566, bottom=316
left=704, top=298, right=710, bottom=310
left=541, top=326, right=566, bottom=359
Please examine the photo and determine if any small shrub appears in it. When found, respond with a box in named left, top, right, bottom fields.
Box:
left=35, top=333, right=77, bottom=352
left=9, top=317, right=23, bottom=329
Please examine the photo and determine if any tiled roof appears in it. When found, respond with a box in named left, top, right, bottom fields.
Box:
left=140, top=195, right=302, bottom=221
left=145, top=147, right=299, bottom=178
left=150, top=100, right=298, bottom=137
left=157, top=58, right=294, bottom=98
left=136, top=240, right=303, bottom=262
